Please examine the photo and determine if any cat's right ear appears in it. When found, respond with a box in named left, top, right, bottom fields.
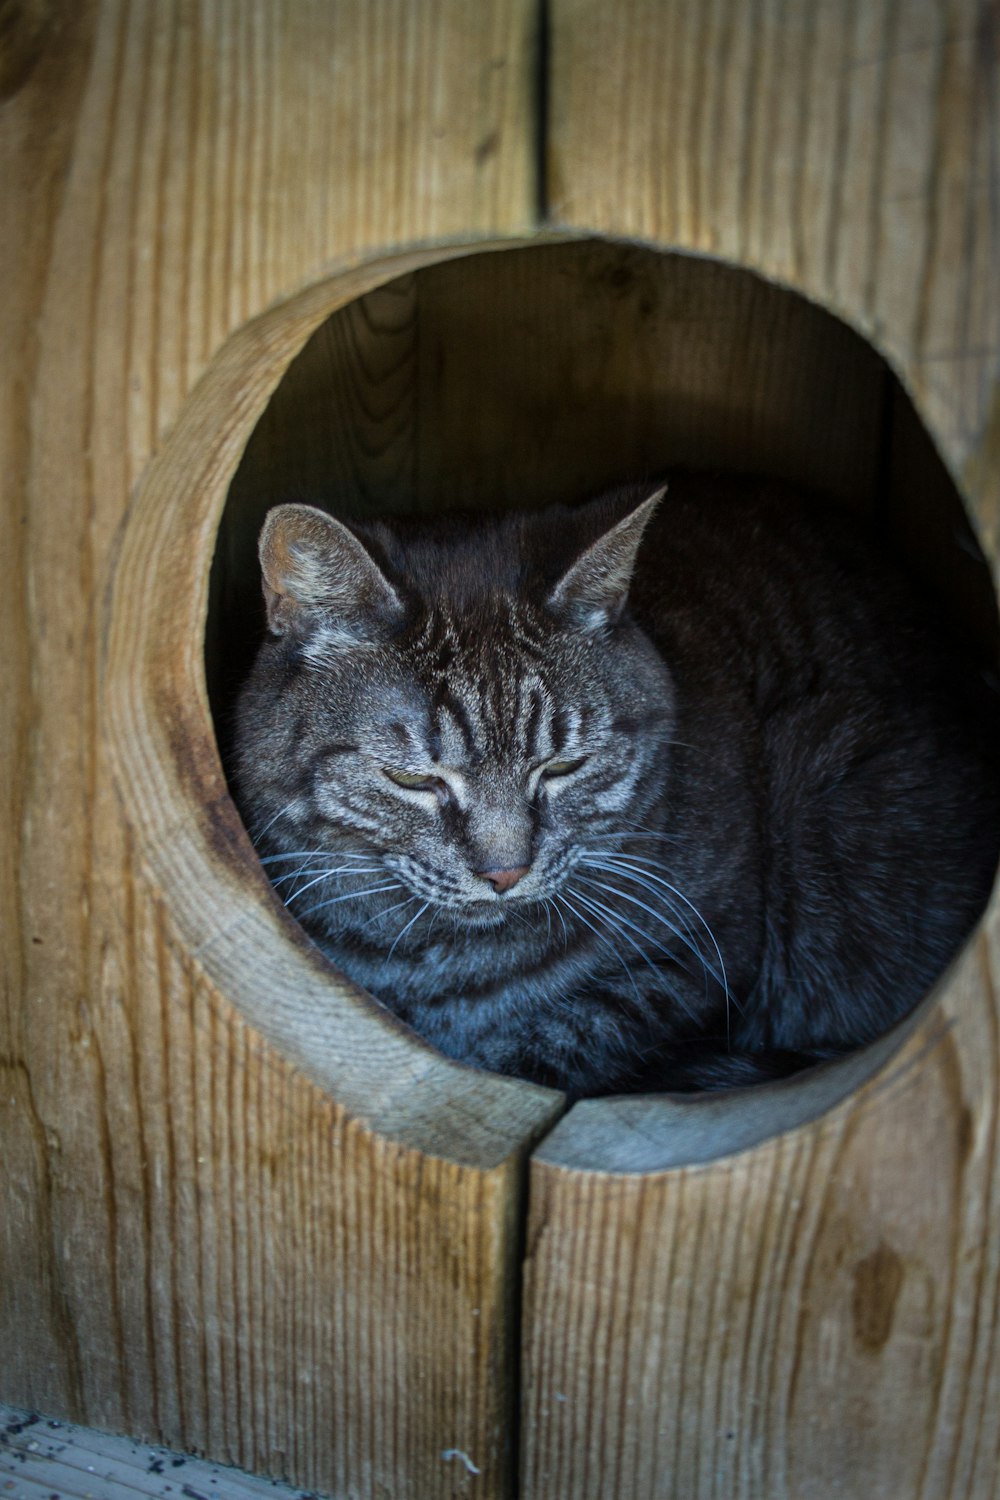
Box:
left=259, top=504, right=404, bottom=647
left=546, top=484, right=665, bottom=632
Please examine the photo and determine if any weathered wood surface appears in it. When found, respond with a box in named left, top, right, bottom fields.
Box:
left=213, top=239, right=894, bottom=706
left=4, top=1, right=1000, bottom=1497
left=545, top=0, right=1000, bottom=517
left=0, top=3, right=553, bottom=1497
left=520, top=2, right=1000, bottom=1496
left=0, top=1403, right=312, bottom=1500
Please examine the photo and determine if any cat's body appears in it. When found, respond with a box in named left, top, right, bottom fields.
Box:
left=233, top=474, right=999, bottom=1097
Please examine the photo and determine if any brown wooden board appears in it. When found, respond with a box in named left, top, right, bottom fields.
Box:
left=0, top=4, right=554, bottom=1497
left=4, top=1, right=1000, bottom=1495
left=522, top=2, right=1000, bottom=1494
left=212, top=239, right=891, bottom=715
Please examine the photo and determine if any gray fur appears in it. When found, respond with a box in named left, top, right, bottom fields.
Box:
left=233, top=473, right=999, bottom=1097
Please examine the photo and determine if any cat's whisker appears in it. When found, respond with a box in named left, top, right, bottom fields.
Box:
left=249, top=800, right=301, bottom=846
left=503, top=902, right=538, bottom=933
left=571, top=887, right=699, bottom=1024
left=295, top=882, right=403, bottom=921
left=570, top=887, right=657, bottom=973
left=259, top=849, right=379, bottom=866
left=585, top=831, right=685, bottom=847
left=580, top=865, right=716, bottom=997
left=586, top=856, right=734, bottom=1016
left=573, top=876, right=699, bottom=983
left=613, top=816, right=690, bottom=839
left=284, top=865, right=386, bottom=905
left=383, top=901, right=431, bottom=966
left=581, top=858, right=716, bottom=960
left=576, top=868, right=708, bottom=984
left=360, top=893, right=418, bottom=931
left=273, top=863, right=383, bottom=891
left=546, top=896, right=570, bottom=950
left=556, top=891, right=643, bottom=1007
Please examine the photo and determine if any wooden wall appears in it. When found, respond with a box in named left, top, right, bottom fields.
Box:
left=2, top=6, right=555, bottom=1498
left=211, top=241, right=901, bottom=718
left=3, top=3, right=999, bottom=1499
left=522, top=6, right=1000, bottom=1497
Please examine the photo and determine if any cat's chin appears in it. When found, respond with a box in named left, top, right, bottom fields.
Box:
left=450, top=905, right=509, bottom=931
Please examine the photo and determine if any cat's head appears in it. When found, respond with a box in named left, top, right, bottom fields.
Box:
left=235, top=489, right=675, bottom=934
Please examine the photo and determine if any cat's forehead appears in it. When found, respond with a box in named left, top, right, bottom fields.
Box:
left=377, top=611, right=588, bottom=766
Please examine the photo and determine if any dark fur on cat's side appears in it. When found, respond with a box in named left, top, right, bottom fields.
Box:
left=232, top=473, right=999, bottom=1098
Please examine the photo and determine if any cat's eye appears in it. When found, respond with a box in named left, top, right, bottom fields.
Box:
left=383, top=767, right=446, bottom=794
left=541, top=756, right=588, bottom=779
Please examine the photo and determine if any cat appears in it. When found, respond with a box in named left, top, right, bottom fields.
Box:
left=232, top=473, right=1000, bottom=1098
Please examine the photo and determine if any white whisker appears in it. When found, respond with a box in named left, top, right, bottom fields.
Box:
left=273, top=863, right=382, bottom=891
left=360, top=894, right=418, bottom=930
left=570, top=887, right=698, bottom=1023
left=548, top=896, right=570, bottom=950
left=576, top=869, right=708, bottom=986
left=557, top=891, right=643, bottom=1007
left=587, top=855, right=734, bottom=1016
left=259, top=849, right=378, bottom=866
left=574, top=877, right=698, bottom=981
left=383, top=901, right=431, bottom=966
left=249, top=801, right=299, bottom=846
left=296, top=883, right=402, bottom=920
left=285, top=864, right=385, bottom=905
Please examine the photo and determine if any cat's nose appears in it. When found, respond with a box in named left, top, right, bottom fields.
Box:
left=475, top=864, right=531, bottom=894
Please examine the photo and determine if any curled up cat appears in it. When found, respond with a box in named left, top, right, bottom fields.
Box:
left=233, top=474, right=1000, bottom=1098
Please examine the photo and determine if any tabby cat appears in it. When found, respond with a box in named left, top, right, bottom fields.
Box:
left=233, top=474, right=999, bottom=1097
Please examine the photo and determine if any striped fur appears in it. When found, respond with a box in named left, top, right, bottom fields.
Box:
left=233, top=474, right=999, bottom=1097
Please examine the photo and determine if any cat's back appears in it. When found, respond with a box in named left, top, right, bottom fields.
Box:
left=631, top=472, right=980, bottom=711
left=633, top=473, right=998, bottom=1052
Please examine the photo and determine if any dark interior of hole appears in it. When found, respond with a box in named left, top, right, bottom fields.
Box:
left=206, top=238, right=999, bottom=1091
left=208, top=241, right=998, bottom=734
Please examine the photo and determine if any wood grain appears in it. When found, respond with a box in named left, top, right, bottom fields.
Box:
left=227, top=239, right=890, bottom=518
left=1, top=3, right=548, bottom=1495
left=0, top=1402, right=317, bottom=1500
left=546, top=0, right=1000, bottom=489
left=4, top=1, right=1000, bottom=1495
left=523, top=922, right=1000, bottom=1499
left=213, top=237, right=894, bottom=713
left=521, top=2, right=1000, bottom=1495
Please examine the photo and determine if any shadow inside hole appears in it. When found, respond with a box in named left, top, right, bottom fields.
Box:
left=206, top=237, right=1000, bottom=1105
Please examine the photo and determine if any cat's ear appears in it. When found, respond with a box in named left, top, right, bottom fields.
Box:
left=546, top=485, right=665, bottom=632
left=259, top=503, right=404, bottom=646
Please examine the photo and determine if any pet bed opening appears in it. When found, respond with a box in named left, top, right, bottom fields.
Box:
left=206, top=237, right=999, bottom=1125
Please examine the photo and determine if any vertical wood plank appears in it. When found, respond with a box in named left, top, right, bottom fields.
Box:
left=524, top=3, right=1000, bottom=1495
left=547, top=0, right=1000, bottom=477
left=523, top=925, right=1000, bottom=1500
left=1, top=2, right=544, bottom=1495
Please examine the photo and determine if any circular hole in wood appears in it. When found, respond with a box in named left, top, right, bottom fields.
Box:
left=112, top=236, right=1000, bottom=1173
left=209, top=239, right=1000, bottom=1165
left=103, top=242, right=564, bottom=1170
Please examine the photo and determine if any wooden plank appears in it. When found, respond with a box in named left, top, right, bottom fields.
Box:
left=408, top=240, right=887, bottom=513
left=546, top=0, right=1000, bottom=481
left=522, top=3, right=1000, bottom=1495
left=0, top=3, right=550, bottom=1496
left=523, top=923, right=1000, bottom=1500
left=0, top=1398, right=514, bottom=1500
left=211, top=238, right=890, bottom=708
left=0, top=1403, right=313, bottom=1500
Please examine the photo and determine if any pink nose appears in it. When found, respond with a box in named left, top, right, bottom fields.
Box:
left=476, top=865, right=531, bottom=894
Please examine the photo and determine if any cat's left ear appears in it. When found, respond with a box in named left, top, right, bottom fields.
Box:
left=259, top=503, right=405, bottom=646
left=547, top=484, right=665, bottom=632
